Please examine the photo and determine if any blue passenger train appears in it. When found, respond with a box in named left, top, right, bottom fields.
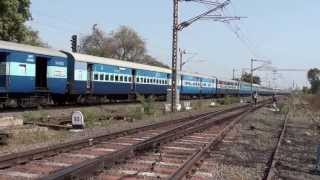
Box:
left=0, top=40, right=280, bottom=107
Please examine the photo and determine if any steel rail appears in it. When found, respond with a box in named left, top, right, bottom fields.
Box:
left=168, top=102, right=267, bottom=179
left=0, top=104, right=246, bottom=169
left=40, top=103, right=254, bottom=179
left=263, top=108, right=290, bottom=180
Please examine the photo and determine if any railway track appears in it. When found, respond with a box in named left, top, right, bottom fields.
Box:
left=100, top=104, right=261, bottom=180
left=262, top=109, right=290, bottom=180
left=43, top=104, right=261, bottom=180
left=0, top=101, right=269, bottom=179
left=183, top=98, right=290, bottom=180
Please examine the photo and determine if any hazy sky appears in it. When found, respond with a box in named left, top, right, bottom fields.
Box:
left=27, top=0, right=320, bottom=89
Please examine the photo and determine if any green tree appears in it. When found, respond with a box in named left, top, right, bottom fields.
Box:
left=0, top=0, right=46, bottom=46
left=80, top=25, right=168, bottom=68
left=23, top=28, right=48, bottom=47
left=80, top=25, right=113, bottom=57
left=307, top=68, right=320, bottom=94
left=302, top=86, right=310, bottom=94
left=111, top=26, right=146, bottom=61
left=241, top=72, right=261, bottom=85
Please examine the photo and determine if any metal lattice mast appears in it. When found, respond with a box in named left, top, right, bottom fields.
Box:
left=171, top=0, right=179, bottom=112
left=170, top=0, right=243, bottom=112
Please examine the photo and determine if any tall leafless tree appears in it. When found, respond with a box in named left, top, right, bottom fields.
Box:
left=79, top=25, right=168, bottom=68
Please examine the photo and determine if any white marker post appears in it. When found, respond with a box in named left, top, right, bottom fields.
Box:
left=72, top=111, right=85, bottom=129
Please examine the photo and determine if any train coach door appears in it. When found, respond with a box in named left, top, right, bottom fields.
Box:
left=35, top=57, right=48, bottom=90
left=0, top=52, right=7, bottom=88
left=131, top=69, right=136, bottom=92
left=86, top=64, right=93, bottom=93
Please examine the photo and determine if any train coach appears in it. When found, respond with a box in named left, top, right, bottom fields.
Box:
left=0, top=40, right=279, bottom=107
left=216, top=78, right=239, bottom=96
left=0, top=41, right=68, bottom=107
left=64, top=52, right=171, bottom=103
left=180, top=72, right=216, bottom=99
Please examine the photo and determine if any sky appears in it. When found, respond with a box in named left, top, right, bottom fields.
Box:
left=27, top=0, right=320, bottom=89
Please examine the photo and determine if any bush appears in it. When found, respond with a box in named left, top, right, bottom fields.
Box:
left=278, top=103, right=289, bottom=113
left=192, top=100, right=206, bottom=110
left=80, top=108, right=111, bottom=127
left=23, top=111, right=49, bottom=123
left=217, top=96, right=240, bottom=105
left=137, top=94, right=156, bottom=115
left=128, top=106, right=144, bottom=121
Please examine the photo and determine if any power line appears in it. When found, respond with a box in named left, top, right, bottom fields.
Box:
left=170, top=0, right=244, bottom=112
left=219, top=1, right=264, bottom=59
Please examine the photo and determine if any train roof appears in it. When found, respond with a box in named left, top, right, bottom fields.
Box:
left=0, top=40, right=67, bottom=58
left=218, top=78, right=239, bottom=83
left=181, top=71, right=217, bottom=80
left=66, top=52, right=171, bottom=74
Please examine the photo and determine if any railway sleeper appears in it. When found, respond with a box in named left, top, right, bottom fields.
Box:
left=41, top=104, right=253, bottom=180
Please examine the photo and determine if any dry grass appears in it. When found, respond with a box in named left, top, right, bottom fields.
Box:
left=0, top=126, right=69, bottom=155
left=22, top=110, right=49, bottom=123
left=216, top=96, right=240, bottom=105
left=208, top=163, right=261, bottom=180
left=9, top=127, right=68, bottom=145
left=304, top=95, right=320, bottom=110
left=274, top=96, right=320, bottom=180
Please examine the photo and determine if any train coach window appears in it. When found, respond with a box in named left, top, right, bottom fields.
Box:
left=0, top=52, right=6, bottom=62
left=124, top=76, right=128, bottom=82
left=129, top=77, right=132, bottom=82
left=115, top=75, right=119, bottom=81
left=119, top=75, right=123, bottom=82
left=143, top=78, right=146, bottom=83
left=100, top=74, right=104, bottom=81
left=94, top=73, right=99, bottom=81
left=136, top=77, right=139, bottom=83
left=105, top=74, right=109, bottom=81
left=0, top=53, right=6, bottom=78
left=110, top=75, right=114, bottom=81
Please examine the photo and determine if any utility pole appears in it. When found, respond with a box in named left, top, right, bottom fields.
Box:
left=171, top=0, right=179, bottom=112
left=170, top=0, right=244, bottom=112
left=250, top=58, right=271, bottom=98
left=250, top=59, right=254, bottom=98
